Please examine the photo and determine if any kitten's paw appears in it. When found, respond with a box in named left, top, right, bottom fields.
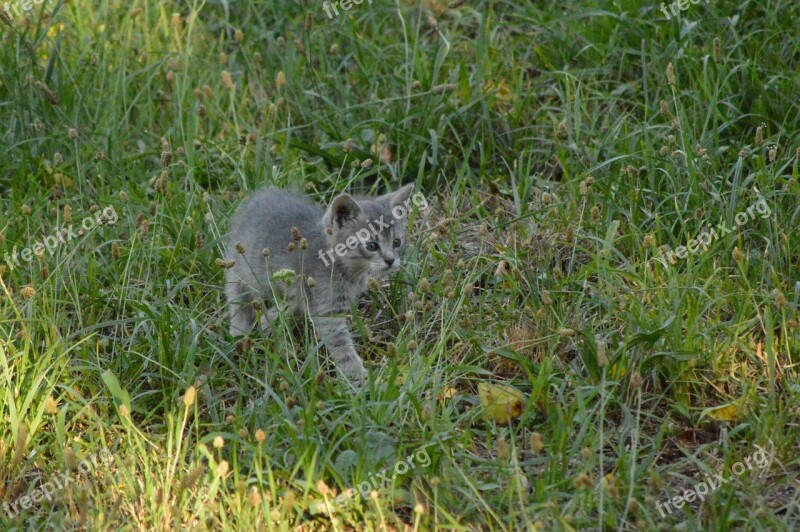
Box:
left=229, top=315, right=255, bottom=337
left=229, top=325, right=247, bottom=337
left=342, top=366, right=369, bottom=390
left=259, top=315, right=272, bottom=336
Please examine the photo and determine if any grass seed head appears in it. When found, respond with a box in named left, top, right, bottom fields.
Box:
left=590, top=204, right=602, bottom=223
left=579, top=176, right=594, bottom=196
left=530, top=432, right=544, bottom=453
left=630, top=370, right=643, bottom=390
left=774, top=289, right=787, bottom=308
left=45, top=396, right=58, bottom=414
left=603, top=472, right=620, bottom=498
left=215, top=258, right=236, bottom=269
left=183, top=386, right=197, bottom=407
left=573, top=473, right=593, bottom=489
left=221, top=70, right=234, bottom=91
left=497, top=438, right=509, bottom=460
left=35, top=81, right=59, bottom=105
left=248, top=487, right=262, bottom=506
left=666, top=62, right=676, bottom=85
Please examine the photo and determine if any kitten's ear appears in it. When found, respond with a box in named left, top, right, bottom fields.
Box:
left=326, top=193, right=362, bottom=228
left=387, top=183, right=415, bottom=206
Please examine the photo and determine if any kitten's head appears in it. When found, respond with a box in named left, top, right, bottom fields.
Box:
left=323, top=184, right=417, bottom=278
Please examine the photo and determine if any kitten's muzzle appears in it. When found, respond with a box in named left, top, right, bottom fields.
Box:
left=374, top=260, right=400, bottom=277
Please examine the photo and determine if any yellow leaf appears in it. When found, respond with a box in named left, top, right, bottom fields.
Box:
left=495, top=80, right=514, bottom=101
left=609, top=363, right=627, bottom=379
left=437, top=387, right=458, bottom=402
left=44, top=172, right=73, bottom=188
left=57, top=173, right=73, bottom=188
left=702, top=401, right=744, bottom=422
left=482, top=80, right=515, bottom=102
left=478, top=383, right=526, bottom=425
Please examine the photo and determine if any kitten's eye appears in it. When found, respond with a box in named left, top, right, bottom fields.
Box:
left=365, top=242, right=379, bottom=252
left=393, top=238, right=402, bottom=248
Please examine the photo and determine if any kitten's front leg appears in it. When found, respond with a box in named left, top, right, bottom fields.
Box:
left=260, top=307, right=280, bottom=335
left=310, top=315, right=368, bottom=386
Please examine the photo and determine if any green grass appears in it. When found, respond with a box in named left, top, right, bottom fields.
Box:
left=1, top=0, right=799, bottom=529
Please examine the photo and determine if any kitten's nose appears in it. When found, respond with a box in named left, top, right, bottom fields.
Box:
left=385, top=257, right=395, bottom=267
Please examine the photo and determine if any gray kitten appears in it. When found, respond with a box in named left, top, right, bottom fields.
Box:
left=224, top=184, right=417, bottom=386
